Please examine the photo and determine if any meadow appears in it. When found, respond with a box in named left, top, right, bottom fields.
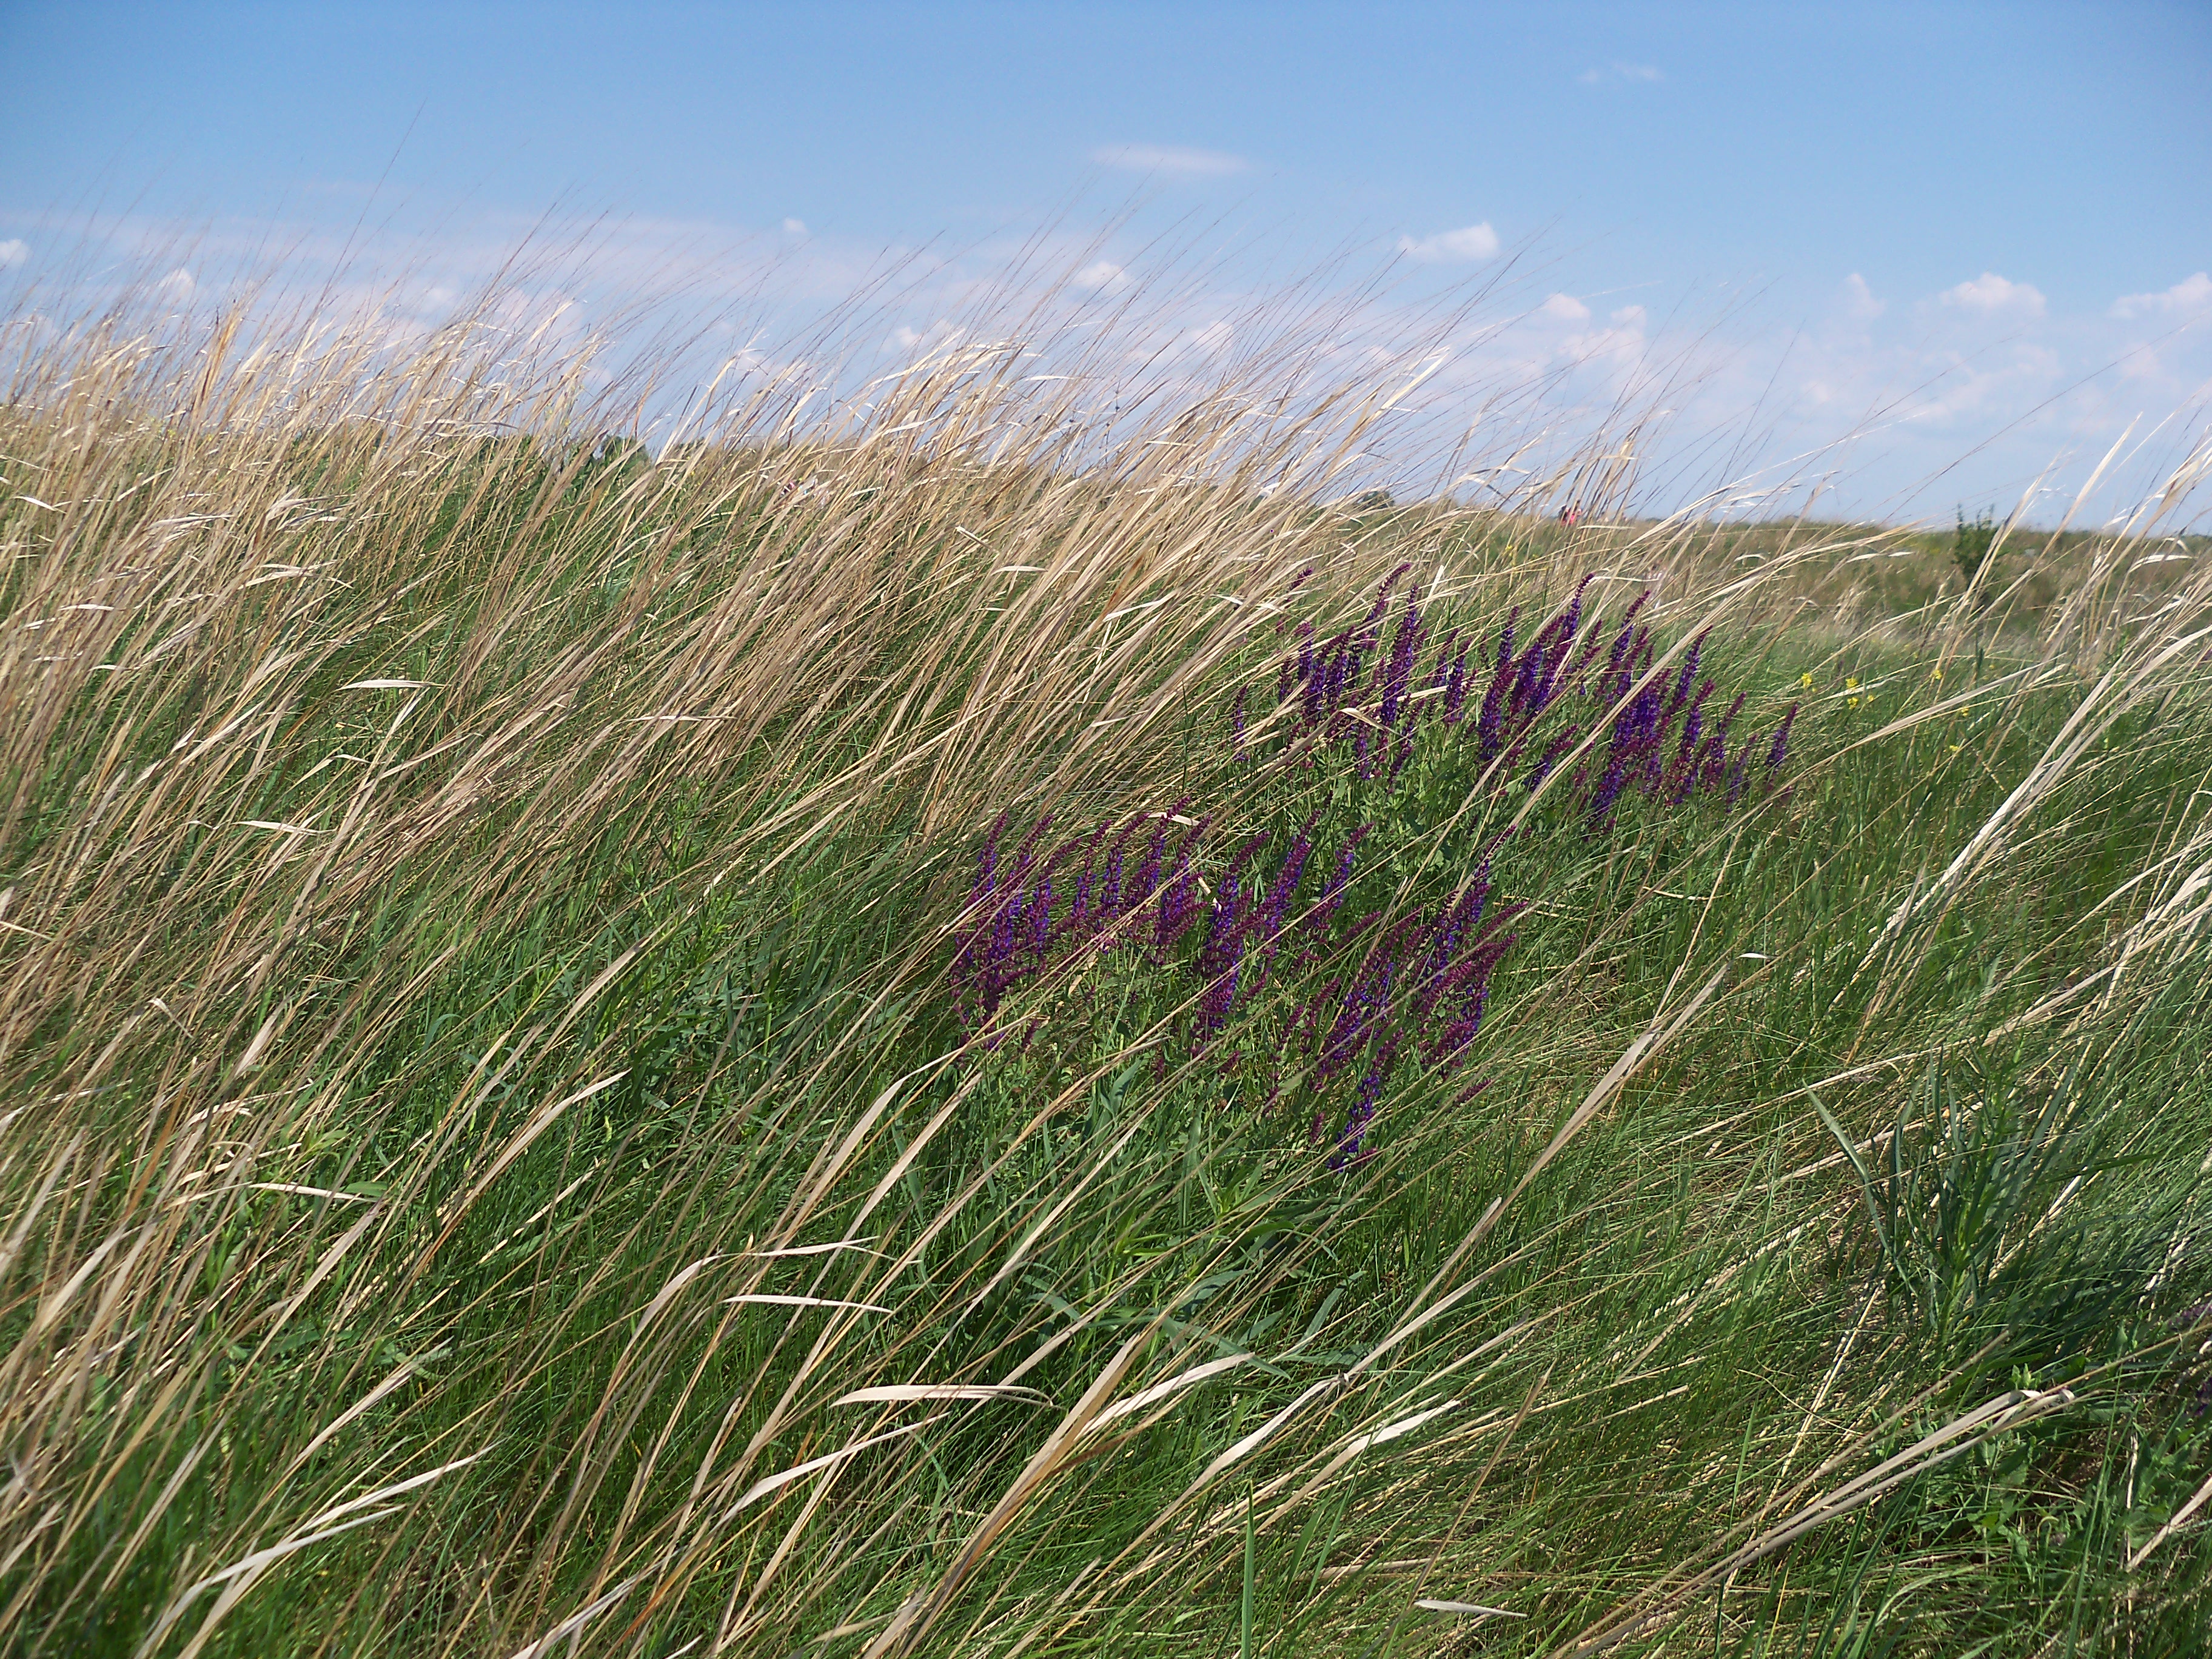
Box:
left=2, top=278, right=2210, bottom=1658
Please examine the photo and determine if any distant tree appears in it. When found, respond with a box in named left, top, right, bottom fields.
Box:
left=1953, top=506, right=2000, bottom=591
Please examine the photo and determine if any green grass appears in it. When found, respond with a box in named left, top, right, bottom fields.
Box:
left=2, top=286, right=2210, bottom=1658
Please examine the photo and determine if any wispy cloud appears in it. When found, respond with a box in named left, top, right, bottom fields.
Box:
left=13, top=199, right=2204, bottom=529
left=1184, top=319, right=1233, bottom=358
left=0, top=240, right=27, bottom=269
left=781, top=218, right=808, bottom=235
left=1578, top=62, right=1663, bottom=85
left=1090, top=144, right=1248, bottom=177
left=1073, top=260, right=1130, bottom=293
left=890, top=318, right=961, bottom=354
left=2112, top=272, right=2212, bottom=320
left=1938, top=271, right=2045, bottom=316
left=1397, top=223, right=1499, bottom=263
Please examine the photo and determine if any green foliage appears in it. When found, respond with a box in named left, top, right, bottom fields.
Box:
left=1955, top=504, right=2002, bottom=591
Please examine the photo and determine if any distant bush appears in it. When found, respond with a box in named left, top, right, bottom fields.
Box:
left=1954, top=504, right=2000, bottom=591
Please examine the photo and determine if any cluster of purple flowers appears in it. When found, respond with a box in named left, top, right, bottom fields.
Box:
left=951, top=799, right=1524, bottom=1170
left=1272, top=564, right=1441, bottom=782
left=1571, top=610, right=1798, bottom=832
left=1290, top=850, right=1523, bottom=1168
left=952, top=806, right=1361, bottom=1036
left=950, top=575, right=1801, bottom=1171
left=954, top=807, right=1196, bottom=1032
left=1268, top=572, right=1798, bottom=830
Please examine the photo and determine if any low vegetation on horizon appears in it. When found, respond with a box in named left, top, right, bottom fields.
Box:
left=2, top=276, right=2210, bottom=1657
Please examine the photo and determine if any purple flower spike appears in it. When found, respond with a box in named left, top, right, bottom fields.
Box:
left=1321, top=634, right=1350, bottom=713
left=1509, top=642, right=1546, bottom=720
left=1529, top=723, right=1581, bottom=792
left=1153, top=817, right=1211, bottom=952
left=1131, top=809, right=1179, bottom=911
left=1198, top=956, right=1242, bottom=1037
left=1476, top=671, right=1507, bottom=760
left=1155, top=858, right=1196, bottom=951
left=1068, top=822, right=1110, bottom=937
left=1563, top=574, right=1594, bottom=633
left=1443, top=637, right=1472, bottom=723
left=1767, top=702, right=1798, bottom=769
left=1196, top=837, right=1264, bottom=1036
left=1330, top=1031, right=1403, bottom=1170
left=1099, top=829, right=1130, bottom=918
left=1677, top=679, right=1713, bottom=758
left=1380, top=592, right=1423, bottom=730
left=973, top=811, right=1012, bottom=903
left=1567, top=612, right=1610, bottom=688
left=1258, top=814, right=1319, bottom=947
left=1667, top=631, right=1708, bottom=714
left=1316, top=954, right=1395, bottom=1090
left=1532, top=580, right=1590, bottom=709
left=1587, top=752, right=1629, bottom=832
left=1307, top=825, right=1372, bottom=937
left=1603, top=593, right=1651, bottom=697
left=1068, top=863, right=1091, bottom=940
left=1364, top=562, right=1412, bottom=627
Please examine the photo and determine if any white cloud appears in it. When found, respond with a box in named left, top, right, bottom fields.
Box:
left=889, top=318, right=961, bottom=354
left=1073, top=260, right=1130, bottom=294
left=483, top=288, right=581, bottom=344
left=1938, top=272, right=2045, bottom=316
left=0, top=240, right=27, bottom=269
left=155, top=267, right=195, bottom=300
left=2111, top=272, right=2212, bottom=320
left=1610, top=304, right=1647, bottom=328
left=1398, top=223, right=1500, bottom=264
left=1578, top=62, right=1663, bottom=85
left=2120, top=344, right=2162, bottom=380
left=1541, top=292, right=1590, bottom=322
left=782, top=218, right=808, bottom=235
left=1090, top=144, right=1248, bottom=177
left=1842, top=272, right=1884, bottom=320
left=1184, top=320, right=1233, bottom=359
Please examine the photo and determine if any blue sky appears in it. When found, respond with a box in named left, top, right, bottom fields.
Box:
left=4, top=1, right=2208, bottom=523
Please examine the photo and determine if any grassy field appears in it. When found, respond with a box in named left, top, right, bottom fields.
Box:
left=4, top=287, right=2211, bottom=1658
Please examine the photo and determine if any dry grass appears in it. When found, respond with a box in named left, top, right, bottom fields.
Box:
left=3, top=261, right=2211, bottom=1657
